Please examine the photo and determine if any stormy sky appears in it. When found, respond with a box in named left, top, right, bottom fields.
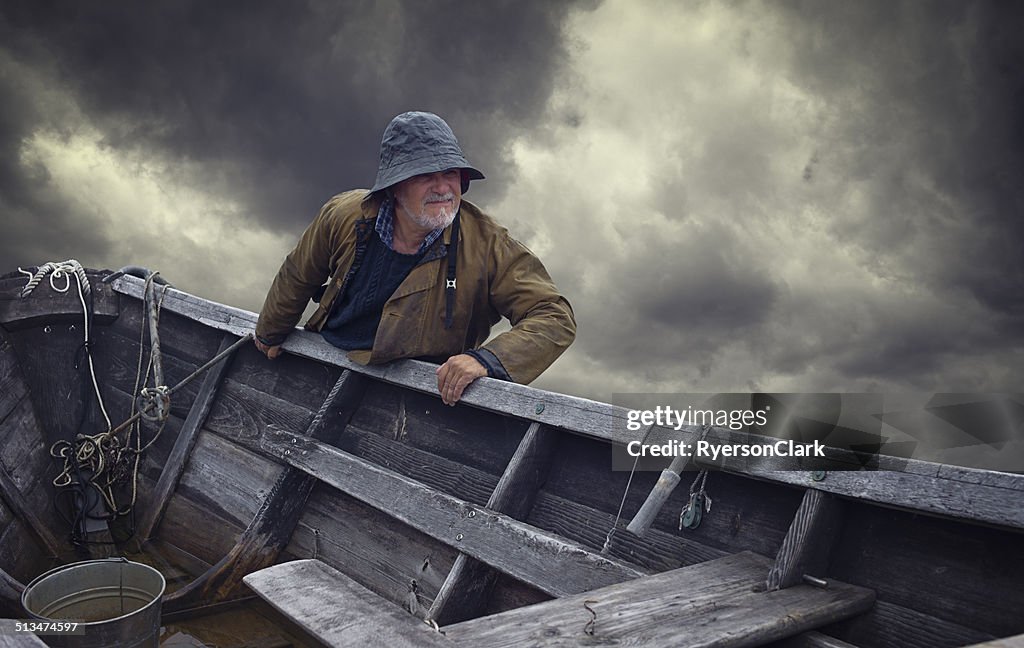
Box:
left=2, top=1, right=1022, bottom=430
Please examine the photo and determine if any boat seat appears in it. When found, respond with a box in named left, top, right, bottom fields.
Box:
left=443, top=551, right=875, bottom=648
left=243, top=559, right=454, bottom=647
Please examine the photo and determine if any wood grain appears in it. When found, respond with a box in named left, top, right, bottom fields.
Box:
left=244, top=559, right=454, bottom=647
left=444, top=551, right=874, bottom=647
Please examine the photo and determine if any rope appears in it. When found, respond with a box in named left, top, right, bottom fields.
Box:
left=18, top=260, right=91, bottom=299
left=25, top=263, right=250, bottom=544
left=19, top=260, right=111, bottom=431
left=602, top=423, right=655, bottom=553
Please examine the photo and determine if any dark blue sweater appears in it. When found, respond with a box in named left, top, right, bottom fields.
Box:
left=321, top=232, right=423, bottom=350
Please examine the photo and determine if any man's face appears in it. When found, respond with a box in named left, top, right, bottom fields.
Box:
left=392, top=169, right=463, bottom=231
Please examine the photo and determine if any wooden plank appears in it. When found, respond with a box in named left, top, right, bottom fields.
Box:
left=0, top=565, right=24, bottom=618
left=176, top=427, right=285, bottom=527
left=0, top=334, right=28, bottom=424
left=824, top=599, right=996, bottom=648
left=136, top=331, right=240, bottom=542
left=109, top=274, right=1024, bottom=532
left=828, top=502, right=1024, bottom=638
left=529, top=490, right=730, bottom=569
left=965, top=634, right=1024, bottom=648
left=166, top=371, right=367, bottom=611
left=236, top=426, right=645, bottom=598
left=768, top=489, right=844, bottom=590
left=429, top=422, right=558, bottom=624
left=445, top=551, right=874, bottom=647
left=0, top=462, right=60, bottom=558
left=244, top=559, right=454, bottom=647
left=351, top=381, right=527, bottom=477
left=770, top=630, right=861, bottom=648
left=342, top=425, right=497, bottom=507
left=284, top=482, right=458, bottom=612
left=0, top=273, right=119, bottom=331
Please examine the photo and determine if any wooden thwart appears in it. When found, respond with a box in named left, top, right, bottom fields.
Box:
left=244, top=559, right=454, bottom=648
left=443, top=552, right=875, bottom=648
left=165, top=370, right=367, bottom=611
left=429, top=421, right=559, bottom=624
left=137, top=331, right=240, bottom=542
left=768, top=489, right=844, bottom=591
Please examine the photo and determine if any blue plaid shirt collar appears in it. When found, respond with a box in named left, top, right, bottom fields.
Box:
left=375, top=197, right=445, bottom=254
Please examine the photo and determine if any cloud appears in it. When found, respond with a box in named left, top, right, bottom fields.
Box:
left=503, top=0, right=1024, bottom=400
left=2, top=0, right=1022, bottom=410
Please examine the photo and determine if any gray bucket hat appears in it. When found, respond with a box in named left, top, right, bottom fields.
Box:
left=370, top=111, right=485, bottom=194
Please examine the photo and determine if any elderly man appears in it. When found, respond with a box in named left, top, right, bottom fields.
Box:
left=254, top=111, right=575, bottom=405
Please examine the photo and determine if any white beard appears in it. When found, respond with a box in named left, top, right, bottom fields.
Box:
left=401, top=193, right=457, bottom=230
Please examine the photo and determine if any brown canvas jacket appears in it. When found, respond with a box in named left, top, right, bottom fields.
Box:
left=255, top=190, right=576, bottom=384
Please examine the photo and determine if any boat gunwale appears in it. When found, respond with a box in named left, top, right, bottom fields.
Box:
left=97, top=273, right=1024, bottom=534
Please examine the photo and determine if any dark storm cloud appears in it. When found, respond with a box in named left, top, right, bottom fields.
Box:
left=778, top=0, right=1024, bottom=318
left=0, top=0, right=594, bottom=267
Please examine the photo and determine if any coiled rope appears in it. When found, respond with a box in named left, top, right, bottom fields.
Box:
left=20, top=263, right=250, bottom=543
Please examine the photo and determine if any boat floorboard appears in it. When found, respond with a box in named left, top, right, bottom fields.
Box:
left=245, top=552, right=874, bottom=648
left=444, top=551, right=875, bottom=648
left=244, top=559, right=454, bottom=648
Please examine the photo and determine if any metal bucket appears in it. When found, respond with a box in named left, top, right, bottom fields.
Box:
left=21, top=558, right=165, bottom=648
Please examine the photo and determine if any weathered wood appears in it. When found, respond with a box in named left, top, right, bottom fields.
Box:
left=0, top=619, right=49, bottom=647
left=342, top=424, right=497, bottom=507
left=768, top=489, right=844, bottom=590
left=157, top=489, right=246, bottom=565
left=824, top=599, right=996, bottom=648
left=284, top=482, right=458, bottom=611
left=429, top=422, right=558, bottom=624
left=238, top=426, right=645, bottom=597
left=352, top=380, right=527, bottom=477
left=829, top=502, right=1024, bottom=638
left=166, top=371, right=367, bottom=611
left=244, top=559, right=454, bottom=647
left=0, top=394, right=66, bottom=551
left=444, top=551, right=875, bottom=647
left=109, top=274, right=1024, bottom=532
left=0, top=565, right=24, bottom=617
left=0, top=274, right=119, bottom=331
left=0, top=335, right=28, bottom=425
left=0, top=462, right=61, bottom=558
left=136, top=331, right=240, bottom=542
left=770, top=630, right=861, bottom=648
left=965, top=634, right=1024, bottom=648
left=529, top=490, right=730, bottom=569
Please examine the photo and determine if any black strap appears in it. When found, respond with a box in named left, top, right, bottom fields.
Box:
left=444, top=213, right=460, bottom=329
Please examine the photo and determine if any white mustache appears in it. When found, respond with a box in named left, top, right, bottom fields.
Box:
left=424, top=192, right=455, bottom=204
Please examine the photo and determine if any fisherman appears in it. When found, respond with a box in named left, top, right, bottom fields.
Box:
left=254, top=111, right=576, bottom=405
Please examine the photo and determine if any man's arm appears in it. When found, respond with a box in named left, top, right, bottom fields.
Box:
left=255, top=198, right=341, bottom=356
left=478, top=234, right=577, bottom=384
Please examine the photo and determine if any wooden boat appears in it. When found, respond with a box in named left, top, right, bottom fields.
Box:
left=0, top=265, right=1022, bottom=647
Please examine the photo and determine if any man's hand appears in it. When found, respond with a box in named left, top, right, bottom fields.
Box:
left=254, top=337, right=283, bottom=359
left=436, top=354, right=487, bottom=406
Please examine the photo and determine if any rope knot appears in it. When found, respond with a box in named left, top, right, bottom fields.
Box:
left=138, top=385, right=171, bottom=422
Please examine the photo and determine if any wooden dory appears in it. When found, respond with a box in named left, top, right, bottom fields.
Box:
left=0, top=268, right=1022, bottom=648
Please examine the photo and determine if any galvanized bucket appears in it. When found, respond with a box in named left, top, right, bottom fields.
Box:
left=21, top=558, right=165, bottom=648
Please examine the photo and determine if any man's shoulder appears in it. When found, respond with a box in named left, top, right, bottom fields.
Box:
left=459, top=199, right=509, bottom=239
left=320, top=189, right=376, bottom=221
